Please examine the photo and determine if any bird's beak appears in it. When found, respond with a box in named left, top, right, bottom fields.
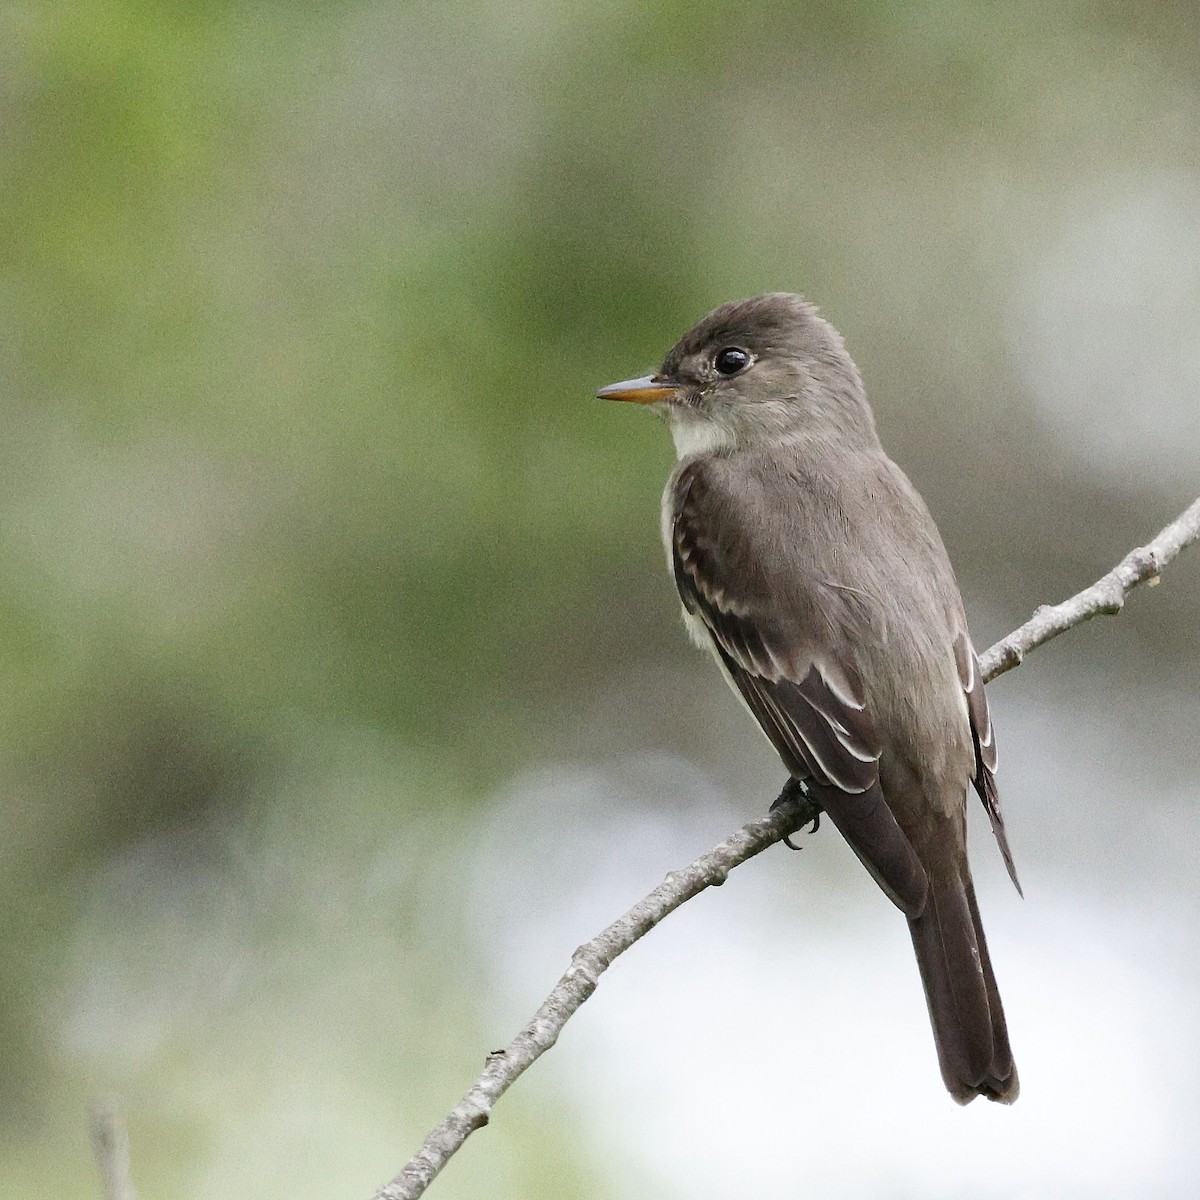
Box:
left=595, top=375, right=680, bottom=405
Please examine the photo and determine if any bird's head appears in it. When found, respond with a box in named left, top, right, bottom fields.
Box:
left=597, top=292, right=879, bottom=458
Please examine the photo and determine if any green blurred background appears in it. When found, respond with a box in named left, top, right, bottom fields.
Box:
left=3, top=2, right=1199, bottom=1197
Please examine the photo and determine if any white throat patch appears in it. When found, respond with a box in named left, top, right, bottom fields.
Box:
left=666, top=408, right=735, bottom=460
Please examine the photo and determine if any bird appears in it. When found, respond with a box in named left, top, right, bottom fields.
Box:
left=596, top=292, right=1020, bottom=1104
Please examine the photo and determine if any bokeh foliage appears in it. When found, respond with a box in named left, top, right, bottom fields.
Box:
left=2, top=2, right=1199, bottom=1197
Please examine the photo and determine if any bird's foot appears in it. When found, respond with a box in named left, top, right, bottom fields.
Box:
left=771, top=778, right=821, bottom=850
left=770, top=776, right=806, bottom=811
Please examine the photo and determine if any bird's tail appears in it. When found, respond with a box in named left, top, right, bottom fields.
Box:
left=907, top=869, right=1018, bottom=1104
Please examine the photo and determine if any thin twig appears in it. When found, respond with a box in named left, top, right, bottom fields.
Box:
left=979, top=496, right=1200, bottom=681
left=375, top=792, right=818, bottom=1200
left=90, top=1099, right=136, bottom=1200
left=373, top=496, right=1200, bottom=1200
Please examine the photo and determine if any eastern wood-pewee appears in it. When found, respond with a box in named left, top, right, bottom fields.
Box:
left=597, top=292, right=1020, bottom=1104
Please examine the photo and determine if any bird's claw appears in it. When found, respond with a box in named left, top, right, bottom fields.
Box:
left=773, top=778, right=821, bottom=849
left=781, top=811, right=820, bottom=850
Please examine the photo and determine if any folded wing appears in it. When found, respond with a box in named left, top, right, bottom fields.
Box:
left=671, top=461, right=929, bottom=916
left=953, top=632, right=1021, bottom=894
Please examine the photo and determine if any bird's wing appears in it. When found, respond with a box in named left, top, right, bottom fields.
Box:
left=670, top=459, right=928, bottom=916
left=954, top=633, right=1021, bottom=894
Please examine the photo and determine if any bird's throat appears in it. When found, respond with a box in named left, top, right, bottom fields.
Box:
left=666, top=408, right=735, bottom=461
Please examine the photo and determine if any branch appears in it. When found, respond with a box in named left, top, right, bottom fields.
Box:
left=373, top=793, right=818, bottom=1200
left=90, top=1100, right=136, bottom=1200
left=979, top=496, right=1200, bottom=681
left=373, top=496, right=1200, bottom=1200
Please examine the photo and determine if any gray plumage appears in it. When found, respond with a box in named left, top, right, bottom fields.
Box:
left=598, top=292, right=1020, bottom=1104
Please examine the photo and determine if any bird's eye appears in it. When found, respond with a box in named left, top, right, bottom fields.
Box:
left=714, top=347, right=751, bottom=376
